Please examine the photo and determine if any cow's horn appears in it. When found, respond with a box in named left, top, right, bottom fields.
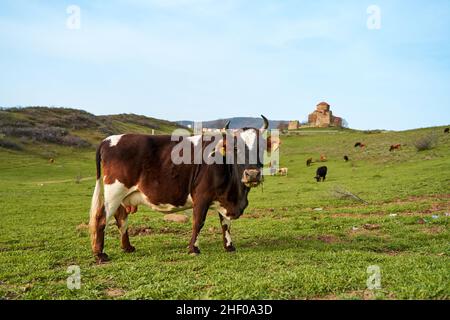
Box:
left=260, top=115, right=269, bottom=131
left=223, top=120, right=231, bottom=130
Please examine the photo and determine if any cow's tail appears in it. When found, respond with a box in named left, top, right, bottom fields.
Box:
left=89, top=146, right=104, bottom=230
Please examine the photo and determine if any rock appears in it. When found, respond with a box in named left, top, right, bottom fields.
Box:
left=164, top=214, right=189, bottom=223
left=313, top=208, right=323, bottom=211
left=389, top=214, right=398, bottom=217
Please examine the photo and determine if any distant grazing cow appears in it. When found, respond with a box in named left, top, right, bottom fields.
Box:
left=315, top=166, right=328, bottom=182
left=344, top=155, right=349, bottom=162
left=354, top=142, right=361, bottom=148
left=277, top=168, right=288, bottom=176
left=49, top=158, right=55, bottom=164
left=306, top=158, right=313, bottom=166
left=389, top=144, right=401, bottom=152
left=445, top=128, right=449, bottom=133
left=88, top=116, right=277, bottom=263
left=320, top=154, right=327, bottom=162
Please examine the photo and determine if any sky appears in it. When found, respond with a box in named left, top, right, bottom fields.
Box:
left=1, top=0, right=450, bottom=130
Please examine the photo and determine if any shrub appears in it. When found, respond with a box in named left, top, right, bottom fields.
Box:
left=414, top=133, right=437, bottom=151
left=0, top=126, right=90, bottom=147
left=363, top=129, right=383, bottom=134
left=0, top=139, right=23, bottom=151
left=61, top=135, right=91, bottom=147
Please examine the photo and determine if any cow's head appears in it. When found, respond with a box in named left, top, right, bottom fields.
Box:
left=216, top=115, right=279, bottom=188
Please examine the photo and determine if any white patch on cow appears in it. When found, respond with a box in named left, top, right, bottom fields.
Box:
left=121, top=190, right=194, bottom=213
left=89, top=179, right=104, bottom=229
left=186, top=194, right=194, bottom=207
left=240, top=129, right=257, bottom=150
left=105, top=134, right=124, bottom=147
left=221, top=215, right=231, bottom=227
left=194, top=235, right=199, bottom=247
left=187, top=135, right=202, bottom=147
left=225, top=230, right=232, bottom=247
left=103, top=179, right=129, bottom=222
left=211, top=203, right=233, bottom=246
left=212, top=201, right=228, bottom=218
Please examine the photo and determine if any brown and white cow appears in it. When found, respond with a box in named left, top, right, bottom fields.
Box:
left=89, top=116, right=278, bottom=263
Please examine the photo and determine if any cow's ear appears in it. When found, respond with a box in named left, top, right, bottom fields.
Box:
left=214, top=137, right=227, bottom=157
left=267, top=136, right=280, bottom=153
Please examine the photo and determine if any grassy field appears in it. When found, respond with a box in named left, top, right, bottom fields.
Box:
left=0, top=126, right=449, bottom=300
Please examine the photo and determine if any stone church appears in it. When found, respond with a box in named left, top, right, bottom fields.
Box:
left=308, top=102, right=342, bottom=128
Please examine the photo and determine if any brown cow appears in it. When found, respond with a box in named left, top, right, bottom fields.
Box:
left=89, top=116, right=277, bottom=263
left=389, top=144, right=401, bottom=152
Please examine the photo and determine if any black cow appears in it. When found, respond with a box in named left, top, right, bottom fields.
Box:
left=344, top=155, right=349, bottom=162
left=445, top=128, right=449, bottom=134
left=315, top=166, right=328, bottom=182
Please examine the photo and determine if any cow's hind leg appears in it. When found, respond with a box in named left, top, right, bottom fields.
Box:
left=90, top=181, right=128, bottom=263
left=219, top=214, right=235, bottom=252
left=114, top=205, right=135, bottom=253
left=90, top=205, right=109, bottom=263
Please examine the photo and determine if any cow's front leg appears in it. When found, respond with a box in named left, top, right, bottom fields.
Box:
left=189, top=203, right=209, bottom=255
left=114, top=205, right=135, bottom=253
left=219, top=213, right=235, bottom=252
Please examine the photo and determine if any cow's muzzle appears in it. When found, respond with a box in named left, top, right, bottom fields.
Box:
left=242, top=169, right=262, bottom=187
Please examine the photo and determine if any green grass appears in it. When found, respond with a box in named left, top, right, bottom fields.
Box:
left=0, top=126, right=449, bottom=300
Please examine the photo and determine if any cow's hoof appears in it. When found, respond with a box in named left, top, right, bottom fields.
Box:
left=225, top=245, right=236, bottom=252
left=95, top=253, right=110, bottom=264
left=123, top=246, right=135, bottom=253
left=189, top=247, right=201, bottom=256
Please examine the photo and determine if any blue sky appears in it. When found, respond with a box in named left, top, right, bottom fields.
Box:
left=1, top=0, right=449, bottom=130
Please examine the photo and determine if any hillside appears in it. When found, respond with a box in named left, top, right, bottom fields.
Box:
left=0, top=107, right=185, bottom=155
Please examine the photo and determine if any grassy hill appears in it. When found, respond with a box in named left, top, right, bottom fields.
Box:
left=0, top=106, right=185, bottom=158
left=0, top=109, right=449, bottom=299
